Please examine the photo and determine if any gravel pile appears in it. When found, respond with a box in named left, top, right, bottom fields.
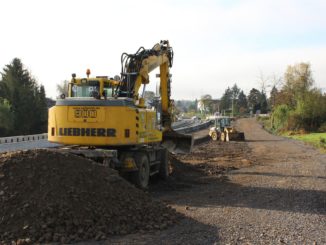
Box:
left=0, top=149, right=179, bottom=244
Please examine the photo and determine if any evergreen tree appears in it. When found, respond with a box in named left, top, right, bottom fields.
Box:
left=231, top=84, right=241, bottom=114
left=220, top=87, right=232, bottom=111
left=0, top=82, right=8, bottom=99
left=231, top=84, right=240, bottom=100
left=248, top=88, right=261, bottom=113
left=33, top=85, right=48, bottom=132
left=260, top=92, right=268, bottom=113
left=0, top=99, right=13, bottom=136
left=269, top=86, right=278, bottom=109
left=237, top=90, right=248, bottom=113
left=0, top=58, right=47, bottom=135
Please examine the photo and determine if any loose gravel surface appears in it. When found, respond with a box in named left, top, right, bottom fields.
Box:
left=0, top=150, right=179, bottom=244
left=1, top=118, right=325, bottom=244
left=95, top=118, right=326, bottom=244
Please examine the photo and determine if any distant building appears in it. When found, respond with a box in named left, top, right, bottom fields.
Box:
left=197, top=99, right=220, bottom=114
left=197, top=100, right=205, bottom=113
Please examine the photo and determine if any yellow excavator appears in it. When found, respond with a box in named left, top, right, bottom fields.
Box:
left=48, top=40, right=192, bottom=188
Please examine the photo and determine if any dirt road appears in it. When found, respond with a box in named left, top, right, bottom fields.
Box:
left=91, top=118, right=325, bottom=244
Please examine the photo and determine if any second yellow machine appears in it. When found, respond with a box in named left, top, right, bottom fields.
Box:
left=48, top=40, right=192, bottom=188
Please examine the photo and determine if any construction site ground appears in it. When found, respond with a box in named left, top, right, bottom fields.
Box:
left=1, top=118, right=325, bottom=244
left=99, top=117, right=326, bottom=244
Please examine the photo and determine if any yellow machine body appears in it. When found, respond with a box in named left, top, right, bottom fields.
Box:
left=48, top=103, right=162, bottom=146
left=48, top=41, right=191, bottom=150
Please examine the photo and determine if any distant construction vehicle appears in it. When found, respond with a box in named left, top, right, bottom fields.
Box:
left=209, top=117, right=245, bottom=141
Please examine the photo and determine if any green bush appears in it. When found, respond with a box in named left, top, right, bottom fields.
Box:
left=318, top=122, right=326, bottom=133
left=272, top=104, right=291, bottom=131
left=319, top=138, right=326, bottom=149
left=293, top=89, right=326, bottom=131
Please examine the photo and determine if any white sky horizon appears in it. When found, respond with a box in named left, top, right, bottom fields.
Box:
left=0, top=0, right=325, bottom=100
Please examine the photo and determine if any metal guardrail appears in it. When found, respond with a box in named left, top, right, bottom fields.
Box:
left=174, top=120, right=213, bottom=134
left=172, top=119, right=196, bottom=129
left=0, top=133, right=48, bottom=144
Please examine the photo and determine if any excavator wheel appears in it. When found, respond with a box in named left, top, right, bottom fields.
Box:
left=159, top=148, right=169, bottom=180
left=131, top=153, right=150, bottom=189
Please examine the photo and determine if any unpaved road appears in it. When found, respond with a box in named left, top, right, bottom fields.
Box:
left=86, top=118, right=326, bottom=244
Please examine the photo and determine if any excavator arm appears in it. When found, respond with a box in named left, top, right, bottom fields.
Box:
left=120, top=40, right=174, bottom=129
left=120, top=40, right=192, bottom=152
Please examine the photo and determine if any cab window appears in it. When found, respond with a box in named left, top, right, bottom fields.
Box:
left=71, top=80, right=100, bottom=97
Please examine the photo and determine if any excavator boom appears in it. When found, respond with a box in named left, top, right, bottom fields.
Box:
left=119, top=40, right=192, bottom=153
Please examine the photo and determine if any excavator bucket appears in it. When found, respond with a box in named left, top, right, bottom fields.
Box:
left=227, top=132, right=245, bottom=141
left=162, top=130, right=194, bottom=153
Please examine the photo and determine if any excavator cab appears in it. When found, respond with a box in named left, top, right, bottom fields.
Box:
left=68, top=74, right=121, bottom=99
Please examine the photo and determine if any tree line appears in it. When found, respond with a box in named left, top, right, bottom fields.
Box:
left=188, top=84, right=268, bottom=116
left=0, top=58, right=48, bottom=137
left=176, top=62, right=325, bottom=132
left=219, top=84, right=268, bottom=115
left=0, top=59, right=324, bottom=136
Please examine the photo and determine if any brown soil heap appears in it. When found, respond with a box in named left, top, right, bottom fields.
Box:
left=0, top=149, right=179, bottom=244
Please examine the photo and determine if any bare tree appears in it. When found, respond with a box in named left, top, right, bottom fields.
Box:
left=257, top=70, right=270, bottom=94
left=270, top=73, right=283, bottom=89
left=56, top=80, right=69, bottom=97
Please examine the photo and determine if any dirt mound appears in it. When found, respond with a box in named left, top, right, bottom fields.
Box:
left=178, top=141, right=255, bottom=170
left=0, top=149, right=180, bottom=244
left=150, top=141, right=254, bottom=192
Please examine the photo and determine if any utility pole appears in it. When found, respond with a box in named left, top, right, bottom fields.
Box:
left=232, top=98, right=234, bottom=117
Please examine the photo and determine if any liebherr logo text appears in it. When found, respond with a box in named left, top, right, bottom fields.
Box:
left=59, top=128, right=116, bottom=137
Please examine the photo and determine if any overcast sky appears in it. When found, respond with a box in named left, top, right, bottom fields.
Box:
left=0, top=0, right=325, bottom=99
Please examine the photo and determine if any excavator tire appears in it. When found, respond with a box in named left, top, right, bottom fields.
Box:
left=131, top=153, right=150, bottom=189
left=159, top=148, right=169, bottom=180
